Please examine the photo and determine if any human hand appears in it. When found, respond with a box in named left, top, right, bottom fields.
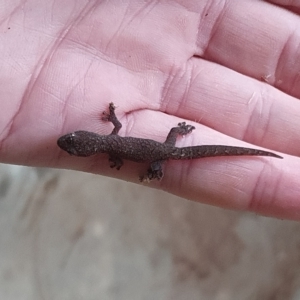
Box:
left=1, top=1, right=299, bottom=220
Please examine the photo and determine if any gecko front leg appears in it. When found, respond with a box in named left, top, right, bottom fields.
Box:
left=102, top=103, right=124, bottom=169
left=102, top=102, right=122, bottom=135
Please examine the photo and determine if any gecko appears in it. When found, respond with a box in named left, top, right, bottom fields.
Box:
left=57, top=103, right=283, bottom=181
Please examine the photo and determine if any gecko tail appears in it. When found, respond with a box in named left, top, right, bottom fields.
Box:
left=170, top=145, right=283, bottom=160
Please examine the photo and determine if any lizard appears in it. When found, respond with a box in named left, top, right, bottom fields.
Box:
left=57, top=103, right=283, bottom=181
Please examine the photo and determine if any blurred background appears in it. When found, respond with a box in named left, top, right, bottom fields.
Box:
left=0, top=164, right=300, bottom=300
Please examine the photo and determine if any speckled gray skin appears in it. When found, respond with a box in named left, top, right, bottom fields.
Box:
left=57, top=103, right=282, bottom=181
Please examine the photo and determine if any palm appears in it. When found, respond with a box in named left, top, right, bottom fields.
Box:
left=1, top=1, right=299, bottom=219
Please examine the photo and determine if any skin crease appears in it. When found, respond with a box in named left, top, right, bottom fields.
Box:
left=0, top=1, right=300, bottom=220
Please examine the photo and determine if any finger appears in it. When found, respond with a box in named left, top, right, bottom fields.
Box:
left=162, top=152, right=300, bottom=221
left=266, top=0, right=300, bottom=14
left=162, top=58, right=300, bottom=156
left=195, top=0, right=300, bottom=98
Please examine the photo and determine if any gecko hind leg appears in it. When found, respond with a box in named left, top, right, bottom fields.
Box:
left=102, top=102, right=122, bottom=135
left=164, top=122, right=195, bottom=147
left=140, top=160, right=164, bottom=182
left=140, top=122, right=195, bottom=182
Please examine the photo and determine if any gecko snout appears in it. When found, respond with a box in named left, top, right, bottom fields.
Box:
left=57, top=133, right=80, bottom=156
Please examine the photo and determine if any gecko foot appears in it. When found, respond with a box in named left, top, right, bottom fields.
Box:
left=164, top=122, right=195, bottom=146
left=177, top=122, right=195, bottom=136
left=139, top=169, right=163, bottom=182
left=102, top=102, right=116, bottom=122
left=139, top=160, right=164, bottom=182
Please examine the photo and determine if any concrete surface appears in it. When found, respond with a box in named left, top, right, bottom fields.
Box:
left=0, top=164, right=300, bottom=300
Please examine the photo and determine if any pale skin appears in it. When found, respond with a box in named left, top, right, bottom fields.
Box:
left=0, top=1, right=300, bottom=220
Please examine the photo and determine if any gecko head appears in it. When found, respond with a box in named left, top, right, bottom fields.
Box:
left=57, top=131, right=101, bottom=157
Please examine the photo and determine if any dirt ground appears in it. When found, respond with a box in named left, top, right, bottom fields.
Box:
left=0, top=164, right=299, bottom=300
